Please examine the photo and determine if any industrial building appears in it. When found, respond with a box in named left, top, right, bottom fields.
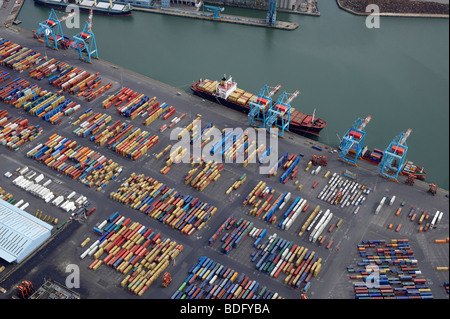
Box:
left=0, top=199, right=53, bottom=264
left=29, top=278, right=80, bottom=299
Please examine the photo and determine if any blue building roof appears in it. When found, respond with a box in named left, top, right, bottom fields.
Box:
left=0, top=199, right=53, bottom=263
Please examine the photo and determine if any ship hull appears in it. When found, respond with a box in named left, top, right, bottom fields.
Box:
left=191, top=82, right=325, bottom=137
left=34, top=0, right=133, bottom=16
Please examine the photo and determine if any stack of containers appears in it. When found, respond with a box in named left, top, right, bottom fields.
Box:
left=267, top=152, right=289, bottom=178
left=278, top=196, right=308, bottom=230
left=0, top=39, right=42, bottom=71
left=107, top=125, right=159, bottom=161
left=29, top=58, right=71, bottom=81
left=0, top=77, right=34, bottom=103
left=143, top=102, right=169, bottom=126
left=82, top=211, right=183, bottom=296
left=110, top=174, right=218, bottom=236
left=349, top=239, right=433, bottom=299
left=9, top=87, right=80, bottom=125
left=208, top=215, right=236, bottom=246
left=225, top=173, right=247, bottom=195
left=0, top=110, right=43, bottom=151
left=187, top=161, right=223, bottom=191
left=0, top=71, right=11, bottom=85
left=197, top=79, right=219, bottom=94
left=222, top=131, right=253, bottom=163
left=72, top=110, right=160, bottom=160
left=72, top=112, right=112, bottom=138
left=26, top=134, right=123, bottom=190
left=172, top=256, right=282, bottom=300
left=218, top=218, right=255, bottom=255
left=252, top=233, right=322, bottom=291
left=298, top=205, right=321, bottom=236
left=102, top=87, right=136, bottom=109
left=0, top=38, right=23, bottom=61
left=279, top=154, right=300, bottom=183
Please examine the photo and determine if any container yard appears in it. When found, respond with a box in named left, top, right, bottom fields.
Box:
left=0, top=29, right=447, bottom=302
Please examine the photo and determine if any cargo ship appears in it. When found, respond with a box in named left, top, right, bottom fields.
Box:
left=34, top=0, right=133, bottom=16
left=190, top=77, right=327, bottom=137
left=360, top=147, right=426, bottom=180
left=400, top=161, right=426, bottom=180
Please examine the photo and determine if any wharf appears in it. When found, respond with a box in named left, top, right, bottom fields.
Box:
left=133, top=6, right=299, bottom=30
left=0, top=0, right=24, bottom=27
left=0, top=28, right=447, bottom=300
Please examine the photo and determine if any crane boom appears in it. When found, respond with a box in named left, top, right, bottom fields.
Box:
left=285, top=90, right=300, bottom=105
left=358, top=115, right=372, bottom=131
left=399, top=129, right=412, bottom=146
left=268, top=84, right=282, bottom=98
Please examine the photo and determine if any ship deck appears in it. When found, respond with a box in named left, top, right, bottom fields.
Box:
left=0, top=28, right=448, bottom=301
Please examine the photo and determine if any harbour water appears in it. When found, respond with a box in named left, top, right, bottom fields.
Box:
left=15, top=0, right=450, bottom=190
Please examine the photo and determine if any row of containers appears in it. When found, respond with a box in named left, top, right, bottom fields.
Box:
left=317, top=172, right=371, bottom=213
left=166, top=119, right=266, bottom=166
left=243, top=181, right=344, bottom=247
left=81, top=211, right=183, bottom=296
left=11, top=167, right=88, bottom=213
left=0, top=109, right=43, bottom=151
left=0, top=72, right=80, bottom=125
left=243, top=181, right=309, bottom=228
left=397, top=205, right=444, bottom=233
left=172, top=256, right=282, bottom=300
left=101, top=87, right=178, bottom=126
left=109, top=173, right=218, bottom=236
left=208, top=215, right=322, bottom=294
left=0, top=38, right=43, bottom=72
left=28, top=55, right=112, bottom=102
left=347, top=239, right=433, bottom=299
left=72, top=110, right=159, bottom=160
left=26, top=133, right=123, bottom=191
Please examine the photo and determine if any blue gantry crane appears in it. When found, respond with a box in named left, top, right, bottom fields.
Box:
left=72, top=9, right=98, bottom=63
left=248, top=84, right=282, bottom=129
left=33, top=9, right=74, bottom=50
left=265, top=90, right=300, bottom=137
left=266, top=0, right=277, bottom=26
left=339, top=115, right=372, bottom=166
left=378, top=129, right=412, bottom=182
left=202, top=4, right=224, bottom=19
left=161, top=0, right=170, bottom=8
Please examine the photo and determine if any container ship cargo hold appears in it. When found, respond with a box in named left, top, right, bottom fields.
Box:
left=34, top=0, right=133, bottom=16
left=191, top=77, right=327, bottom=137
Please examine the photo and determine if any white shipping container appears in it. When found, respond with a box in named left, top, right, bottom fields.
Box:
left=389, top=196, right=396, bottom=206
left=14, top=200, right=24, bottom=208
left=67, top=191, right=76, bottom=199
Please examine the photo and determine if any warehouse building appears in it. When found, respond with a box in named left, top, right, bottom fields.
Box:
left=0, top=199, right=53, bottom=264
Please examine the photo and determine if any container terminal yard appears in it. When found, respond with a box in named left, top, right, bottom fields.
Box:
left=0, top=24, right=448, bottom=302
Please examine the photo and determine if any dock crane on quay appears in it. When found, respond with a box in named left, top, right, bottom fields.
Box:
left=339, top=115, right=372, bottom=166
left=248, top=84, right=282, bottom=129
left=201, top=4, right=225, bottom=19
left=266, top=0, right=278, bottom=26
left=33, top=9, right=75, bottom=50
left=378, top=129, right=412, bottom=182
left=265, top=90, right=299, bottom=137
left=72, top=9, right=98, bottom=63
